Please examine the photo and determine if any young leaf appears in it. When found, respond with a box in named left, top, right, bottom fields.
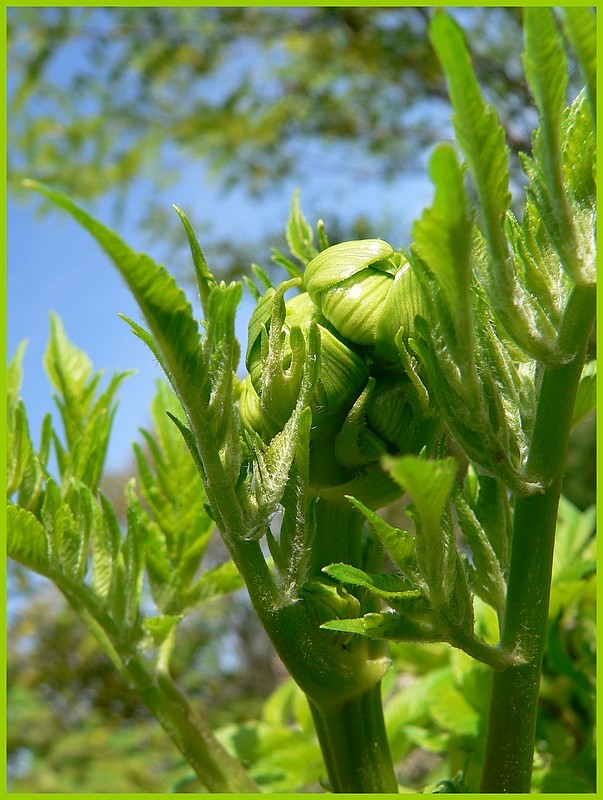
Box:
left=278, top=407, right=315, bottom=593
left=561, top=7, right=595, bottom=124
left=452, top=489, right=507, bottom=623
left=467, top=475, right=512, bottom=578
left=552, top=496, right=595, bottom=584
left=182, top=560, right=244, bottom=611
left=142, top=614, right=183, bottom=649
left=42, top=314, right=132, bottom=490
left=384, top=456, right=457, bottom=547
left=8, top=401, right=43, bottom=508
left=173, top=205, right=216, bottom=316
left=44, top=314, right=98, bottom=449
left=382, top=455, right=461, bottom=614
left=345, top=495, right=420, bottom=584
left=123, top=499, right=145, bottom=630
left=24, top=181, right=207, bottom=433
left=411, top=144, right=473, bottom=365
left=286, top=190, right=317, bottom=266
left=429, top=11, right=511, bottom=292
left=523, top=8, right=585, bottom=285
left=523, top=8, right=567, bottom=162
left=7, top=503, right=50, bottom=574
left=7, top=340, right=27, bottom=417
left=321, top=609, right=444, bottom=644
left=41, top=478, right=79, bottom=574
left=323, top=563, right=421, bottom=604
left=94, top=493, right=122, bottom=608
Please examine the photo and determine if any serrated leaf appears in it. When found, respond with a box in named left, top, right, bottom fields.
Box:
left=453, top=489, right=506, bottom=621
left=561, top=91, right=595, bottom=212
left=93, top=493, right=122, bottom=605
left=271, top=249, right=304, bottom=281
left=41, top=478, right=79, bottom=573
left=8, top=401, right=42, bottom=507
left=322, top=609, right=443, bottom=644
left=424, top=667, right=480, bottom=737
left=523, top=8, right=588, bottom=284
left=65, top=480, right=95, bottom=582
left=384, top=455, right=457, bottom=542
left=7, top=503, right=50, bottom=573
left=142, top=614, right=183, bottom=648
left=286, top=190, right=317, bottom=266
left=323, top=563, right=420, bottom=602
left=173, top=204, right=216, bottom=314
left=345, top=495, right=418, bottom=581
left=430, top=11, right=511, bottom=287
left=123, top=499, right=145, bottom=628
left=245, top=332, right=317, bottom=537
left=561, top=7, right=596, bottom=123
left=411, top=144, right=473, bottom=361
left=553, top=496, right=596, bottom=584
left=278, top=406, right=314, bottom=591
left=131, top=381, right=215, bottom=604
left=81, top=370, right=132, bottom=488
left=24, top=181, right=207, bottom=432
left=182, top=560, right=243, bottom=611
left=383, top=455, right=460, bottom=613
left=7, top=340, right=27, bottom=414
left=137, top=512, right=177, bottom=613
left=523, top=9, right=567, bottom=152
left=44, top=313, right=94, bottom=420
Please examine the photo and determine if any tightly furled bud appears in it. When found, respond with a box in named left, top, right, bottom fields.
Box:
left=305, top=240, right=425, bottom=369
left=365, top=377, right=440, bottom=455
left=240, top=238, right=439, bottom=505
left=300, top=579, right=361, bottom=627
left=245, top=285, right=369, bottom=438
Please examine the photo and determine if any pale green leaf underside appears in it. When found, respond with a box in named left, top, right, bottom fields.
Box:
left=384, top=455, right=457, bottom=536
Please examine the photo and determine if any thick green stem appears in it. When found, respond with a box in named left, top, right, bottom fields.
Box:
left=228, top=497, right=397, bottom=792
left=310, top=682, right=399, bottom=793
left=305, top=499, right=397, bottom=792
left=480, top=285, right=595, bottom=792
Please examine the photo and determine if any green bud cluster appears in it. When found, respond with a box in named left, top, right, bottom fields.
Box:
left=239, top=240, right=440, bottom=498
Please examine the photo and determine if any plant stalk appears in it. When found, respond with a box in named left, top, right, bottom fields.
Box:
left=310, top=682, right=399, bottom=793
left=229, top=497, right=398, bottom=791
left=67, top=591, right=260, bottom=793
left=479, top=285, right=595, bottom=792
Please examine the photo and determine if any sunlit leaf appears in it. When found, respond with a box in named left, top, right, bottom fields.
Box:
left=7, top=503, right=50, bottom=573
left=430, top=11, right=511, bottom=289
left=561, top=7, right=596, bottom=122
left=286, top=190, right=317, bottom=266
left=323, top=563, right=420, bottom=602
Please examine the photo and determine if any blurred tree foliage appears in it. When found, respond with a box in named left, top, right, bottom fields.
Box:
left=7, top=578, right=282, bottom=791
left=9, top=7, right=545, bottom=211
left=8, top=7, right=583, bottom=280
